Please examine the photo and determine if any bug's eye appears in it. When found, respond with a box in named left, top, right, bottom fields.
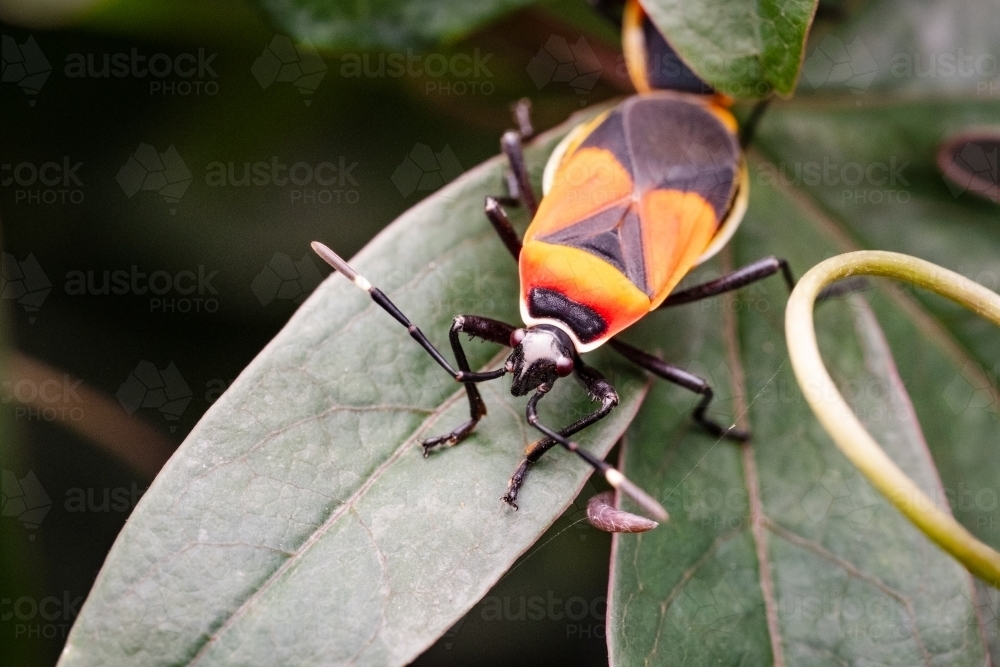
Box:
left=509, top=328, right=526, bottom=347
left=555, top=356, right=574, bottom=377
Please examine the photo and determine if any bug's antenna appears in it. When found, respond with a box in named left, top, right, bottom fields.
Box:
left=311, top=241, right=372, bottom=292
left=606, top=464, right=669, bottom=522
left=311, top=241, right=508, bottom=387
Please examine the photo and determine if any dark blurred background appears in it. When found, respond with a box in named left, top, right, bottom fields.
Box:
left=0, top=0, right=647, bottom=664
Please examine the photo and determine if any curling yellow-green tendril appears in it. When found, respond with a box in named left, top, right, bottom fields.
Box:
left=785, top=250, right=1000, bottom=588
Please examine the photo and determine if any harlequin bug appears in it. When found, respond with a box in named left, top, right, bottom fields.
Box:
left=312, top=0, right=798, bottom=527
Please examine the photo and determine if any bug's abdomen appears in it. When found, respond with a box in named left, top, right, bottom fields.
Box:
left=518, top=187, right=717, bottom=349
left=518, top=95, right=740, bottom=350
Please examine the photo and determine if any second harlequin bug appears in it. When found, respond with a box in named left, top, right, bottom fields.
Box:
left=312, top=0, right=798, bottom=528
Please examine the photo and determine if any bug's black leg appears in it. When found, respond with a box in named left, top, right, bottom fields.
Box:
left=512, top=97, right=534, bottom=140
left=494, top=98, right=538, bottom=215
left=484, top=197, right=522, bottom=260
left=501, top=131, right=538, bottom=215
left=421, top=315, right=518, bottom=454
left=488, top=99, right=535, bottom=256
left=502, top=359, right=618, bottom=508
left=521, top=384, right=668, bottom=521
left=311, top=241, right=511, bottom=436
left=659, top=256, right=868, bottom=309
left=739, top=97, right=773, bottom=149
left=610, top=339, right=748, bottom=442
left=658, top=256, right=795, bottom=309
left=494, top=99, right=535, bottom=210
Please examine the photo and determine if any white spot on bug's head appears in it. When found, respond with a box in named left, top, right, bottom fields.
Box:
left=507, top=325, right=575, bottom=395
left=521, top=329, right=561, bottom=365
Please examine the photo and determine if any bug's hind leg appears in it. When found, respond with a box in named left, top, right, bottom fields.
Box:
left=484, top=197, right=522, bottom=260
left=484, top=98, right=536, bottom=262
left=502, top=360, right=619, bottom=508
left=421, top=315, right=518, bottom=454
left=610, top=339, right=749, bottom=442
left=658, top=256, right=795, bottom=309
left=494, top=98, right=538, bottom=215
left=656, top=255, right=867, bottom=309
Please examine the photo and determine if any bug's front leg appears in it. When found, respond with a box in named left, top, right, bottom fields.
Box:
left=421, top=315, right=518, bottom=454
left=502, top=360, right=619, bottom=509
left=519, top=384, right=667, bottom=521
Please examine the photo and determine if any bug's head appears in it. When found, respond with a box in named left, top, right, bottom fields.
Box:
left=505, top=324, right=575, bottom=396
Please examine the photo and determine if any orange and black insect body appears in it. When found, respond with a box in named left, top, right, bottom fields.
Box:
left=312, top=0, right=796, bottom=530
left=621, top=0, right=716, bottom=96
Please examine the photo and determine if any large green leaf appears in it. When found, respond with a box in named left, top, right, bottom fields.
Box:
left=55, top=108, right=649, bottom=667
left=641, top=0, right=818, bottom=98
left=253, top=0, right=533, bottom=49
left=608, top=0, right=1000, bottom=663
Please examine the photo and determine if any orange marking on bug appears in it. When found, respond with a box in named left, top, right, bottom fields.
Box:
left=640, top=189, right=720, bottom=306
left=525, top=148, right=633, bottom=242
left=705, top=103, right=738, bottom=133
left=520, top=240, right=650, bottom=343
left=622, top=0, right=650, bottom=94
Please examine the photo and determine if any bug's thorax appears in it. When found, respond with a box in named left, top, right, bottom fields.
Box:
left=504, top=324, right=575, bottom=396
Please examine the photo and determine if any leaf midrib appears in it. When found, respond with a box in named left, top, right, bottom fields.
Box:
left=717, top=257, right=785, bottom=666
